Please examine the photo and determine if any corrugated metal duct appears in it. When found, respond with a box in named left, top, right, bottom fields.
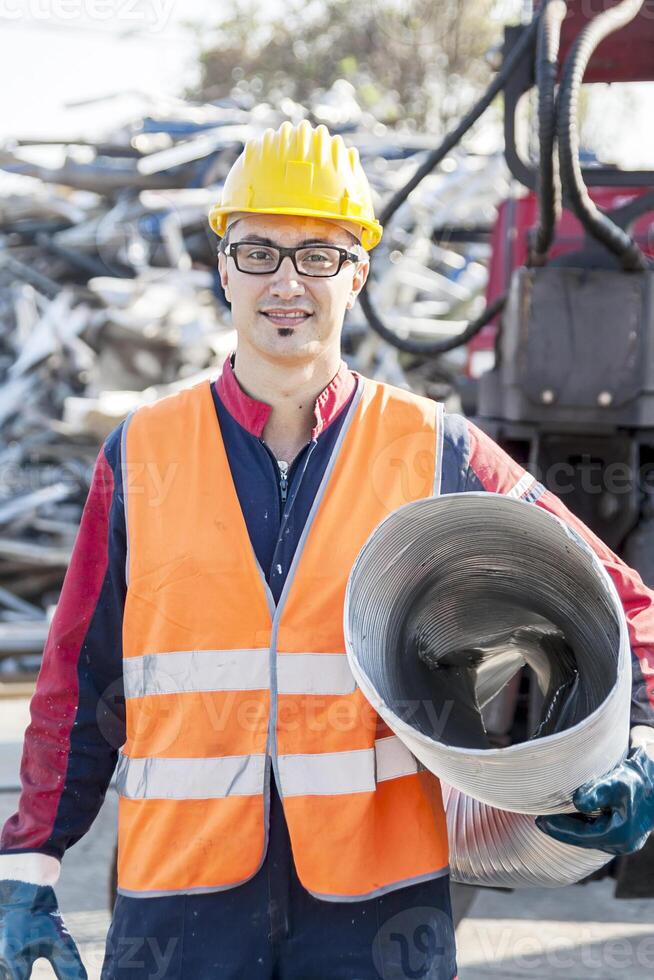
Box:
left=344, top=493, right=632, bottom=887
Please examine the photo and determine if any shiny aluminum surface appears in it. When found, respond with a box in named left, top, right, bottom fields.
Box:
left=344, top=493, right=631, bottom=887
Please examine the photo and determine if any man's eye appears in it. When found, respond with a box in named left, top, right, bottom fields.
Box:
left=247, top=249, right=275, bottom=261
left=305, top=251, right=332, bottom=263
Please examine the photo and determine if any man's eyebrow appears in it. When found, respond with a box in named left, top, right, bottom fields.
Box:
left=236, top=235, right=352, bottom=247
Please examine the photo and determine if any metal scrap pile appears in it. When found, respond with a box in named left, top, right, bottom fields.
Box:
left=0, top=92, right=510, bottom=674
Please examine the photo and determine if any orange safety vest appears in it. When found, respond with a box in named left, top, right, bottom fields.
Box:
left=117, top=374, right=449, bottom=899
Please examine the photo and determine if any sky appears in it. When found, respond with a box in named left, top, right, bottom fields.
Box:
left=0, top=1, right=215, bottom=142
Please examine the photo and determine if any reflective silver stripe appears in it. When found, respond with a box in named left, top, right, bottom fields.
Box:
left=277, top=737, right=418, bottom=797
left=375, top=735, right=419, bottom=782
left=123, top=648, right=270, bottom=699
left=116, top=752, right=266, bottom=799
left=120, top=410, right=135, bottom=588
left=506, top=472, right=536, bottom=499
left=276, top=652, right=356, bottom=696
left=433, top=401, right=445, bottom=496
left=278, top=747, right=376, bottom=797
left=307, top=866, right=450, bottom=903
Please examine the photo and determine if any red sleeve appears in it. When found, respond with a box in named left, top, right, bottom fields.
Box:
left=466, top=420, right=654, bottom=726
left=1, top=428, right=126, bottom=857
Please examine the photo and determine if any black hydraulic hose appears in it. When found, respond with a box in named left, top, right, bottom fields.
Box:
left=359, top=288, right=507, bottom=357
left=557, top=0, right=650, bottom=271
left=361, top=15, right=539, bottom=356
left=528, top=0, right=567, bottom=266
left=379, top=17, right=540, bottom=227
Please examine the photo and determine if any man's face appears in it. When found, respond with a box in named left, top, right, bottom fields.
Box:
left=217, top=213, right=369, bottom=366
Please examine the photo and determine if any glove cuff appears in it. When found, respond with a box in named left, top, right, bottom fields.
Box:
left=0, top=852, right=61, bottom=887
left=630, top=725, right=654, bottom=762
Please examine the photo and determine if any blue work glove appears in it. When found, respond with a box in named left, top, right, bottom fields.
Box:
left=535, top=746, right=654, bottom=856
left=0, top=880, right=87, bottom=979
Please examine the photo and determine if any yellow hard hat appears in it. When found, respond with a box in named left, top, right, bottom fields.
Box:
left=208, top=120, right=383, bottom=251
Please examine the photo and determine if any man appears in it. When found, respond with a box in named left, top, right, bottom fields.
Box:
left=0, top=120, right=652, bottom=980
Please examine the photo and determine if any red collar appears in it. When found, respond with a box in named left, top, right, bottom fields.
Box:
left=214, top=353, right=358, bottom=439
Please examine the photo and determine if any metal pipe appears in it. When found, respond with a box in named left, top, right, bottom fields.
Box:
left=344, top=493, right=631, bottom=887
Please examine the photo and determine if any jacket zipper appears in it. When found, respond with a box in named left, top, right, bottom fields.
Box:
left=277, top=460, right=289, bottom=505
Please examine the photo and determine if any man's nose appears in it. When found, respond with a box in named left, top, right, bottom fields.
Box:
left=269, top=255, right=306, bottom=297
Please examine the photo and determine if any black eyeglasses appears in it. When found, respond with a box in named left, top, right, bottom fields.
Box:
left=220, top=240, right=362, bottom=278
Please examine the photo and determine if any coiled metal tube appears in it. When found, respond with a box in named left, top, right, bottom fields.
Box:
left=344, top=493, right=632, bottom=887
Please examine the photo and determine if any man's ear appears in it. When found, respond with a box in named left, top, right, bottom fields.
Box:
left=218, top=251, right=232, bottom=303
left=346, top=260, right=370, bottom=309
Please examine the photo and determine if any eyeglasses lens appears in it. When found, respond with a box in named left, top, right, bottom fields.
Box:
left=234, top=244, right=342, bottom=277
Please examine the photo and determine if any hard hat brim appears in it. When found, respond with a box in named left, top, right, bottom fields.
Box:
left=209, top=204, right=383, bottom=251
